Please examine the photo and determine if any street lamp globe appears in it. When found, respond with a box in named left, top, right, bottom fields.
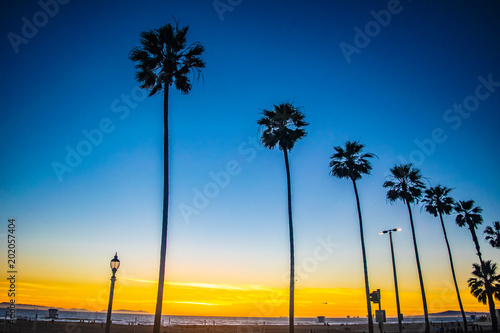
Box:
left=110, top=253, right=120, bottom=272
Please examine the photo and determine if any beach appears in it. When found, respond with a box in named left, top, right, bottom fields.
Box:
left=3, top=320, right=491, bottom=333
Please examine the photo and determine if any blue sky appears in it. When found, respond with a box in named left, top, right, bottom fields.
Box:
left=1, top=0, right=500, bottom=316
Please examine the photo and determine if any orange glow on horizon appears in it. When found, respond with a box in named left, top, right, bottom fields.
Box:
left=2, top=277, right=493, bottom=318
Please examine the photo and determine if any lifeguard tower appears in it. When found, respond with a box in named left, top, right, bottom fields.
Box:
left=48, top=309, right=58, bottom=318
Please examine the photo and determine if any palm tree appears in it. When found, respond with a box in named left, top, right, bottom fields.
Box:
left=468, top=261, right=500, bottom=309
left=455, top=200, right=498, bottom=332
left=422, top=186, right=467, bottom=332
left=329, top=140, right=376, bottom=333
left=129, top=22, right=205, bottom=333
left=485, top=221, right=500, bottom=249
left=383, top=164, right=430, bottom=333
left=257, top=102, right=307, bottom=333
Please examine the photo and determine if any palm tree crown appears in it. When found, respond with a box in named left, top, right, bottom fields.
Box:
left=257, top=102, right=308, bottom=152
left=129, top=22, right=205, bottom=96
left=455, top=200, right=483, bottom=229
left=329, top=141, right=376, bottom=181
left=468, top=261, right=500, bottom=304
left=383, top=164, right=425, bottom=203
left=485, top=221, right=500, bottom=249
left=422, top=185, right=455, bottom=217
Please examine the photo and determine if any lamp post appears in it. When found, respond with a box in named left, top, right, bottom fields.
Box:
left=380, top=229, right=403, bottom=333
left=105, top=253, right=120, bottom=333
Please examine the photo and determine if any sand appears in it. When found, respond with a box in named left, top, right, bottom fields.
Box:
left=1, top=320, right=493, bottom=333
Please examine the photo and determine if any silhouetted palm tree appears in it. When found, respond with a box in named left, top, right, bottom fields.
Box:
left=329, top=140, right=376, bottom=333
left=257, top=102, right=307, bottom=333
left=468, top=261, right=500, bottom=307
left=422, top=186, right=467, bottom=332
left=485, top=221, right=500, bottom=249
left=383, top=164, right=430, bottom=333
left=129, top=22, right=205, bottom=333
left=455, top=200, right=498, bottom=332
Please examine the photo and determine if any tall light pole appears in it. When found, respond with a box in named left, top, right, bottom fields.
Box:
left=380, top=229, right=402, bottom=333
left=105, top=253, right=120, bottom=333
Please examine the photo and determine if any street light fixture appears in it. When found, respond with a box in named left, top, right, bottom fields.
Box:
left=105, top=253, right=120, bottom=333
left=380, top=229, right=403, bottom=333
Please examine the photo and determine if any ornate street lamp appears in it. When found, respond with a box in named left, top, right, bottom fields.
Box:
left=105, top=253, right=120, bottom=333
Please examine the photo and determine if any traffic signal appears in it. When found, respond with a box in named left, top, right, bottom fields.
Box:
left=369, top=290, right=380, bottom=303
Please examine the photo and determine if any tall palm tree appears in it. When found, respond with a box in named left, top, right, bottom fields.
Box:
left=485, top=221, right=500, bottom=249
left=129, top=22, right=205, bottom=333
left=468, top=261, right=500, bottom=308
left=257, top=102, right=307, bottom=333
left=383, top=164, right=430, bottom=333
left=455, top=200, right=498, bottom=332
left=329, top=140, right=376, bottom=333
left=422, top=186, right=467, bottom=332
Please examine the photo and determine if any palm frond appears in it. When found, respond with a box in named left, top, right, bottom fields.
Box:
left=129, top=22, right=205, bottom=96
left=484, top=221, right=500, bottom=249
left=383, top=164, right=425, bottom=204
left=454, top=200, right=483, bottom=229
left=257, top=102, right=308, bottom=152
left=329, top=140, right=376, bottom=182
left=468, top=261, right=500, bottom=304
left=422, top=185, right=455, bottom=218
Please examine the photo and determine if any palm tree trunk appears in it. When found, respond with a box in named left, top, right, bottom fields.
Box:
left=406, top=201, right=430, bottom=333
left=469, top=226, right=498, bottom=332
left=486, top=294, right=498, bottom=333
left=283, top=149, right=294, bottom=333
left=153, top=84, right=170, bottom=333
left=352, top=179, right=374, bottom=333
left=438, top=212, right=468, bottom=332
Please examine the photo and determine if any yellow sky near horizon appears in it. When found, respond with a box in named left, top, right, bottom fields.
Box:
left=1, top=277, right=493, bottom=318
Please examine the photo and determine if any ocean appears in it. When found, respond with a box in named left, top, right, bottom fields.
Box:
left=5, top=309, right=471, bottom=327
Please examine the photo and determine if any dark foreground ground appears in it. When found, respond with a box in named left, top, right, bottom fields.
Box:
left=0, top=320, right=494, bottom=333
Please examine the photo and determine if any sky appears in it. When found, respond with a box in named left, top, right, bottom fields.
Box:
left=1, top=0, right=500, bottom=319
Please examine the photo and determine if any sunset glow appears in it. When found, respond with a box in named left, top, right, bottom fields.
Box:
left=0, top=276, right=492, bottom=318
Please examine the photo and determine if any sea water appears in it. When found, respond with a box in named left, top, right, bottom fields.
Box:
left=7, top=309, right=466, bottom=327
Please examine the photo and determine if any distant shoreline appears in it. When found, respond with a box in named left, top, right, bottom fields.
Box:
left=2, top=304, right=488, bottom=319
left=5, top=307, right=490, bottom=328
